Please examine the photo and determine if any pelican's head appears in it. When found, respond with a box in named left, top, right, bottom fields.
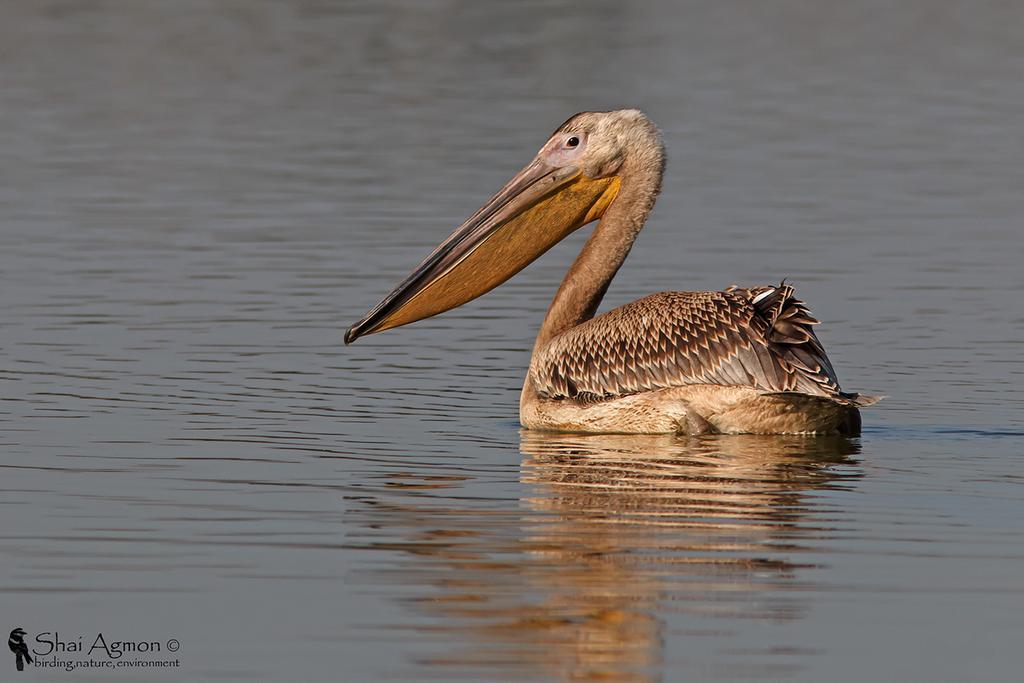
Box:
left=345, top=109, right=664, bottom=344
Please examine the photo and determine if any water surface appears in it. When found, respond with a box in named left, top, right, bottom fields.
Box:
left=2, top=1, right=1023, bottom=681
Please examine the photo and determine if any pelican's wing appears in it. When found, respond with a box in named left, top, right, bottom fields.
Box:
left=531, top=284, right=858, bottom=402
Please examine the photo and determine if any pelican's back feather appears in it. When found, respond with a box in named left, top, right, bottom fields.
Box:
left=531, top=284, right=863, bottom=404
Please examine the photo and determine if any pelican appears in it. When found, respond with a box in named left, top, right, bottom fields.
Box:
left=345, top=109, right=878, bottom=435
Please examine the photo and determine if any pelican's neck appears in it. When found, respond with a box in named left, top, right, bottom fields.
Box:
left=530, top=158, right=663, bottom=354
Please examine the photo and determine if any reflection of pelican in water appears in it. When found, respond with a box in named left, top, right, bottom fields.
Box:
left=346, top=109, right=878, bottom=434
left=346, top=433, right=861, bottom=682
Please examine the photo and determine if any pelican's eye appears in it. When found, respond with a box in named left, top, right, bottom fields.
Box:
left=544, top=132, right=587, bottom=165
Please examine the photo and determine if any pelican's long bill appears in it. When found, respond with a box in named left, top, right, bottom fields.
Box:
left=344, top=158, right=620, bottom=343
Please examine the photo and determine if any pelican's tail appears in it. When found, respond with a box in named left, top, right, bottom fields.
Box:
left=841, top=392, right=884, bottom=407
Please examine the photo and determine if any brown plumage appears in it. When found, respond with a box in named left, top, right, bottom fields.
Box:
left=532, top=283, right=866, bottom=406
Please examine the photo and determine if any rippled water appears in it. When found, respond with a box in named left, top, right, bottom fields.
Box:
left=2, top=1, right=1023, bottom=681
